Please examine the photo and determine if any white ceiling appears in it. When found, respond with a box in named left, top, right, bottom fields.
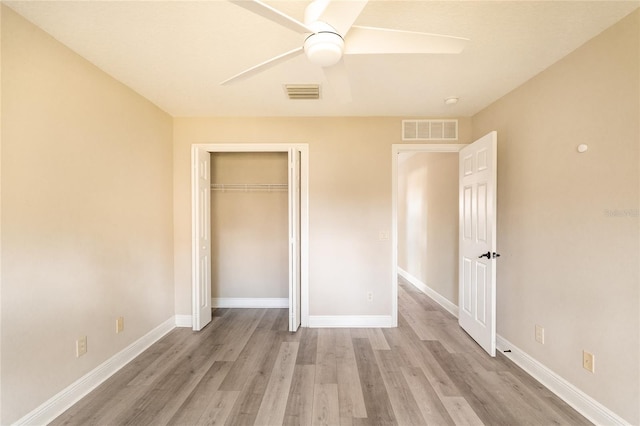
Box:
left=5, top=1, right=639, bottom=117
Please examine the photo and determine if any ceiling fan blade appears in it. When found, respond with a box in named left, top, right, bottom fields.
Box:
left=322, top=59, right=352, bottom=103
left=221, top=47, right=304, bottom=85
left=318, top=0, right=368, bottom=35
left=230, top=0, right=313, bottom=34
left=344, top=26, right=469, bottom=55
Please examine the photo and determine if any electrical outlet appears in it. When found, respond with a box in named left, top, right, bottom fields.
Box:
left=583, top=350, right=595, bottom=373
left=116, top=316, right=124, bottom=333
left=76, top=336, right=87, bottom=357
left=535, top=324, right=545, bottom=344
left=378, top=231, right=389, bottom=241
left=367, top=292, right=373, bottom=302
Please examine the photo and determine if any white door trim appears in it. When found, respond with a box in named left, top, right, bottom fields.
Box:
left=288, top=148, right=302, bottom=332
left=391, top=144, right=467, bottom=327
left=191, top=143, right=310, bottom=329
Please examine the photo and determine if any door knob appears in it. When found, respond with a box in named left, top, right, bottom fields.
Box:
left=479, top=251, right=500, bottom=259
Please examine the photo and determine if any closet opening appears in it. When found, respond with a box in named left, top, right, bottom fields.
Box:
left=210, top=152, right=289, bottom=309
left=191, top=143, right=308, bottom=332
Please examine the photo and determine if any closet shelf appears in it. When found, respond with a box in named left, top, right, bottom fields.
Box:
left=210, top=183, right=288, bottom=192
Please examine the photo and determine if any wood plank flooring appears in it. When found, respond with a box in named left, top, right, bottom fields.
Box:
left=51, top=279, right=591, bottom=425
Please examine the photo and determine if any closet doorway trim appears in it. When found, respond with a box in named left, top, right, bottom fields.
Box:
left=191, top=143, right=309, bottom=330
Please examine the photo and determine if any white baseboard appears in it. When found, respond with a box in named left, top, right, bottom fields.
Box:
left=212, top=297, right=288, bottom=308
left=496, top=335, right=630, bottom=426
left=398, top=267, right=459, bottom=318
left=14, top=317, right=176, bottom=426
left=175, top=314, right=193, bottom=328
left=308, top=315, right=394, bottom=328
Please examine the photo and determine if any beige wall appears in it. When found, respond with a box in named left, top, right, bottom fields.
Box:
left=211, top=152, right=288, bottom=299
left=173, top=118, right=472, bottom=318
left=472, top=10, right=639, bottom=424
left=1, top=7, right=174, bottom=424
left=398, top=152, right=458, bottom=304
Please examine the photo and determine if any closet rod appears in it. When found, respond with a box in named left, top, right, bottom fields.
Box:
left=210, top=183, right=288, bottom=192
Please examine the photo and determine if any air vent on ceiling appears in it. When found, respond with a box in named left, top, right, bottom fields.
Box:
left=402, top=119, right=458, bottom=141
left=284, top=84, right=320, bottom=100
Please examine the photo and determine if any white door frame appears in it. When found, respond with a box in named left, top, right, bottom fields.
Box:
left=191, top=143, right=309, bottom=329
left=391, top=144, right=467, bottom=326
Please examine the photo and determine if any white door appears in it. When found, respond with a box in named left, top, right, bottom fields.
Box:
left=288, top=148, right=301, bottom=332
left=193, top=148, right=212, bottom=331
left=459, top=131, right=497, bottom=356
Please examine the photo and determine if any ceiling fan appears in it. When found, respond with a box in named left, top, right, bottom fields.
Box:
left=221, top=0, right=469, bottom=101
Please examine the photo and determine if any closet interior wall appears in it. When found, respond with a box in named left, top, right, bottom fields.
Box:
left=210, top=152, right=289, bottom=304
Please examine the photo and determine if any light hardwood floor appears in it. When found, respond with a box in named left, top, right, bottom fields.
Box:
left=52, top=279, right=591, bottom=425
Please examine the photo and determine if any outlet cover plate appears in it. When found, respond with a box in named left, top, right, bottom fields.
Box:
left=583, top=350, right=595, bottom=373
left=535, top=324, right=544, bottom=344
left=76, top=336, right=87, bottom=357
left=116, top=317, right=124, bottom=333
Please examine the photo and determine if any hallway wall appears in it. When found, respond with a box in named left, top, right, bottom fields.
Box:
left=397, top=152, right=458, bottom=304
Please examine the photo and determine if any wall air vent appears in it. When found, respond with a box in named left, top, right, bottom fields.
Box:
left=284, top=84, right=320, bottom=100
left=402, top=119, right=458, bottom=141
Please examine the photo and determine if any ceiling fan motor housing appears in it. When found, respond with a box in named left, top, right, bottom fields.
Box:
left=304, top=21, right=344, bottom=67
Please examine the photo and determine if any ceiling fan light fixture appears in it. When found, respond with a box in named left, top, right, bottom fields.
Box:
left=304, top=31, right=344, bottom=67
